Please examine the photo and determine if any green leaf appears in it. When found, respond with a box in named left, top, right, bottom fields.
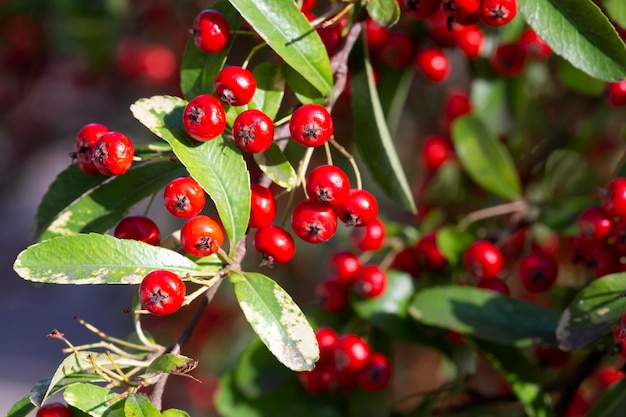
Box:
left=541, top=149, right=595, bottom=197
left=31, top=374, right=108, bottom=408
left=409, top=286, right=561, bottom=346
left=556, top=273, right=626, bottom=350
left=436, top=226, right=474, bottom=266
left=14, top=234, right=203, bottom=284
left=5, top=396, right=36, bottom=417
left=349, top=35, right=416, bottom=213
left=144, top=353, right=197, bottom=377
left=249, top=63, right=285, bottom=120
left=365, top=0, right=401, bottom=27
left=64, top=383, right=125, bottom=417
left=229, top=0, right=333, bottom=97
left=179, top=0, right=241, bottom=100
left=558, top=59, right=606, bottom=96
left=451, top=115, right=522, bottom=200
left=518, top=0, right=626, bottom=82
left=586, top=379, right=626, bottom=417
left=124, top=394, right=161, bottom=417
left=39, top=161, right=185, bottom=241
left=33, top=163, right=108, bottom=240
left=604, top=0, right=626, bottom=29
left=130, top=95, right=250, bottom=254
left=281, top=64, right=325, bottom=105
left=162, top=410, right=190, bottom=417
left=230, top=271, right=319, bottom=371
left=475, top=340, right=554, bottom=417
left=252, top=143, right=298, bottom=189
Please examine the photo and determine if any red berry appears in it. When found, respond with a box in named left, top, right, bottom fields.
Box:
left=335, top=334, right=371, bottom=373
left=414, top=232, right=448, bottom=272
left=337, top=189, right=379, bottom=227
left=365, top=17, right=389, bottom=49
left=443, top=0, right=480, bottom=17
left=180, top=215, right=225, bottom=257
left=577, top=207, right=613, bottom=241
left=192, top=9, right=230, bottom=54
left=490, top=43, right=527, bottom=77
left=595, top=367, right=624, bottom=388
left=349, top=217, right=386, bottom=251
left=352, top=264, right=387, bottom=299
left=518, top=28, right=551, bottom=60
left=328, top=250, right=362, bottom=286
left=139, top=270, right=186, bottom=316
left=391, top=247, right=422, bottom=279
left=298, top=367, right=328, bottom=394
left=74, top=123, right=109, bottom=175
left=379, top=31, right=415, bottom=68
left=163, top=177, right=206, bottom=219
left=422, top=135, right=454, bottom=171
left=415, top=47, right=450, bottom=83
left=357, top=353, right=392, bottom=392
left=479, top=0, right=517, bottom=26
left=601, top=177, right=626, bottom=218
left=398, top=0, right=443, bottom=19
left=476, top=277, right=510, bottom=295
left=317, top=278, right=350, bottom=312
left=518, top=252, right=558, bottom=293
left=182, top=94, right=226, bottom=142
left=316, top=327, right=340, bottom=362
left=291, top=199, right=338, bottom=243
left=214, top=66, right=257, bottom=106
left=299, top=0, right=316, bottom=13
left=443, top=89, right=472, bottom=126
left=114, top=215, right=161, bottom=246
left=456, top=25, right=484, bottom=59
left=316, top=24, right=343, bottom=56
left=254, top=225, right=296, bottom=265
left=463, top=240, right=504, bottom=279
left=139, top=43, right=177, bottom=85
left=608, top=80, right=626, bottom=106
left=534, top=346, right=570, bottom=368
left=249, top=184, right=277, bottom=228
left=36, top=403, right=72, bottom=417
left=289, top=103, right=334, bottom=147
left=306, top=164, right=351, bottom=208
left=232, top=109, right=274, bottom=153
left=92, top=131, right=134, bottom=176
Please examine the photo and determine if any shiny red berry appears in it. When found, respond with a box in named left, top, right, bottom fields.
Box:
left=518, top=252, right=558, bottom=293
left=291, top=199, right=338, bottom=243
left=214, top=66, right=257, bottom=106
left=249, top=184, right=277, bottom=228
left=349, top=217, right=386, bottom=251
left=114, top=215, right=160, bottom=246
left=463, top=240, right=504, bottom=279
left=601, top=177, right=626, bottom=218
left=608, top=81, right=626, bottom=106
left=414, top=232, right=448, bottom=271
left=317, top=278, right=350, bottom=312
left=415, top=47, right=450, bottom=82
left=232, top=109, right=274, bottom=153
left=180, top=215, right=224, bottom=257
left=443, top=89, right=472, bottom=126
left=192, top=9, right=230, bottom=54
left=578, top=207, right=613, bottom=241
left=328, top=250, right=362, bottom=286
left=422, top=135, right=454, bottom=171
left=316, top=327, right=340, bottom=365
left=182, top=94, right=226, bottom=141
left=163, top=177, right=206, bottom=218
left=306, top=164, right=351, bottom=208
left=289, top=103, right=334, bottom=147
left=357, top=353, right=392, bottom=392
left=92, top=131, right=134, bottom=176
left=335, top=335, right=372, bottom=373
left=299, top=0, right=316, bottom=12
left=398, top=0, right=443, bottom=19
left=36, top=403, right=72, bottom=417
left=139, top=270, right=186, bottom=316
left=365, top=17, right=389, bottom=49
left=352, top=264, right=387, bottom=299
left=443, top=0, right=480, bottom=17
left=254, top=225, right=296, bottom=265
left=316, top=24, right=343, bottom=56
left=456, top=25, right=484, bottom=58
left=490, top=43, right=527, bottom=77
left=337, top=189, right=379, bottom=227
left=74, top=123, right=109, bottom=175
left=479, top=0, right=517, bottom=26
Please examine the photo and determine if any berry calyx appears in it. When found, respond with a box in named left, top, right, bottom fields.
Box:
left=337, top=189, right=379, bottom=227
left=254, top=225, right=296, bottom=265
left=214, top=66, right=257, bottom=106
left=139, top=270, right=186, bottom=316
left=92, top=131, right=134, bottom=176
left=249, top=184, right=277, bottom=228
left=290, top=199, right=338, bottom=243
left=306, top=164, right=351, bottom=208
left=192, top=9, right=230, bottom=54
left=349, top=217, right=386, bottom=251
left=415, top=47, right=451, bottom=83
left=463, top=240, right=504, bottom=279
left=74, top=123, right=109, bottom=175
left=36, top=403, right=72, bottom=417
left=289, top=103, right=334, bottom=147
left=232, top=109, right=274, bottom=153
left=518, top=252, right=558, bottom=293
left=357, top=353, right=392, bottom=392
left=114, top=215, right=161, bottom=246
left=180, top=215, right=225, bottom=257
left=182, top=94, right=226, bottom=142
left=163, top=177, right=206, bottom=219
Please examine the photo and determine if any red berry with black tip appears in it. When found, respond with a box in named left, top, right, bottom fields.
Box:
left=139, top=270, right=186, bottom=316
left=92, top=131, right=134, bottom=176
left=414, top=232, right=448, bottom=271
left=180, top=215, right=224, bottom=257
left=254, top=225, right=296, bottom=265
left=518, top=252, right=558, bottom=293
left=578, top=207, right=612, bottom=241
left=479, top=0, right=517, bottom=26
left=306, top=164, right=350, bottom=208
left=233, top=109, right=274, bottom=153
left=352, top=264, right=387, bottom=299
left=289, top=103, right=334, bottom=147
left=291, top=199, right=338, bottom=243
left=192, top=9, right=230, bottom=54
left=163, top=177, right=206, bottom=219
left=75, top=123, right=109, bottom=175
left=214, top=66, right=257, bottom=106
left=463, top=240, right=503, bottom=279
left=36, top=403, right=72, bottom=417
left=357, top=353, right=392, bottom=392
left=337, top=189, right=379, bottom=227
left=183, top=94, right=226, bottom=142
left=349, top=217, right=386, bottom=251
left=114, top=215, right=161, bottom=246
left=490, top=43, right=526, bottom=77
left=335, top=334, right=371, bottom=373
left=249, top=184, right=277, bottom=228
left=443, top=0, right=480, bottom=17
left=398, top=0, right=443, bottom=19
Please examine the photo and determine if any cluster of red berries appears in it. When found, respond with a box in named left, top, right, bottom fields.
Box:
left=298, top=327, right=392, bottom=393
left=73, top=123, right=135, bottom=176
left=573, top=177, right=626, bottom=278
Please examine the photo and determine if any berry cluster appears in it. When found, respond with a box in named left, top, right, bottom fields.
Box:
left=73, top=123, right=135, bottom=176
left=298, top=327, right=392, bottom=393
